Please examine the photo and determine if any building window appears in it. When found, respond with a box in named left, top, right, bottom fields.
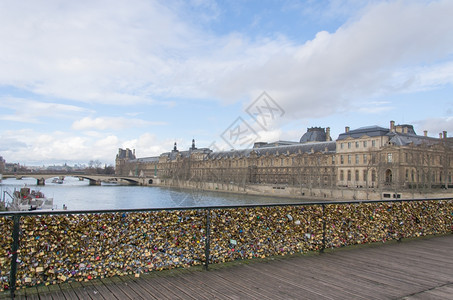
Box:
left=355, top=141, right=359, bottom=148
left=387, top=153, right=393, bottom=163
left=372, top=170, right=376, bottom=182
left=281, top=158, right=284, bottom=166
left=348, top=155, right=352, bottom=164
left=340, top=155, right=344, bottom=164
left=363, top=141, right=367, bottom=147
left=363, top=154, right=367, bottom=164
left=341, top=143, right=344, bottom=149
left=372, top=140, right=376, bottom=147
left=363, top=170, right=367, bottom=182
left=332, top=156, right=335, bottom=164
left=348, top=142, right=351, bottom=149
left=347, top=170, right=351, bottom=181
left=355, top=170, right=359, bottom=181
left=355, top=154, right=359, bottom=164
left=340, top=170, right=344, bottom=181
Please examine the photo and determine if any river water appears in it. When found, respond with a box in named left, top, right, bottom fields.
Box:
left=0, top=176, right=307, bottom=211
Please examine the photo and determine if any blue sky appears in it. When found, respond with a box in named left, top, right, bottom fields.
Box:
left=0, top=0, right=452, bottom=166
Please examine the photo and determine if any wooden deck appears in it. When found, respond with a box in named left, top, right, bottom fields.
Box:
left=4, top=234, right=453, bottom=299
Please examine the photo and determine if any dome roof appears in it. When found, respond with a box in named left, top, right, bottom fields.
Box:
left=300, top=127, right=330, bottom=143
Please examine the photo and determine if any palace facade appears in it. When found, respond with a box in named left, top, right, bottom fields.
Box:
left=116, top=121, right=453, bottom=195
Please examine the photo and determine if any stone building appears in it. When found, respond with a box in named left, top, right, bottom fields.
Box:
left=115, top=121, right=453, bottom=194
left=0, top=156, right=5, bottom=174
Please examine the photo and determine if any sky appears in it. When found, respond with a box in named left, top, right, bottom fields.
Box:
left=0, top=0, right=453, bottom=167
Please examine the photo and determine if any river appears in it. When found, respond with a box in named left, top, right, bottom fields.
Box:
left=0, top=176, right=307, bottom=211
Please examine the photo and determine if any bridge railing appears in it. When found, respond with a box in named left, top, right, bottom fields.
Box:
left=1, top=198, right=452, bottom=297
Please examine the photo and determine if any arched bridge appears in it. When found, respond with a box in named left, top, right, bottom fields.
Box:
left=2, top=173, right=159, bottom=186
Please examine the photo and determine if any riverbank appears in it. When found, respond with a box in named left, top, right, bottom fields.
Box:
left=155, top=178, right=453, bottom=202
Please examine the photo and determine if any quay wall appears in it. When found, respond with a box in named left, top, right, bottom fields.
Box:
left=155, top=178, right=453, bottom=201
left=1, top=199, right=452, bottom=292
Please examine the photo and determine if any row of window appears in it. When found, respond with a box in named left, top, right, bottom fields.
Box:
left=340, top=154, right=370, bottom=165
left=339, top=169, right=376, bottom=182
left=340, top=140, right=377, bottom=150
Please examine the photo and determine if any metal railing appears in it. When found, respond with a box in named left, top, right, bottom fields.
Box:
left=1, top=198, right=452, bottom=298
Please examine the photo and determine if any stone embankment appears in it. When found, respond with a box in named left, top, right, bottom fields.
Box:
left=157, top=178, right=453, bottom=201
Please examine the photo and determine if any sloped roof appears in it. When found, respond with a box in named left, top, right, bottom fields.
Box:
left=388, top=133, right=443, bottom=146
left=208, top=141, right=336, bottom=159
left=337, top=126, right=389, bottom=140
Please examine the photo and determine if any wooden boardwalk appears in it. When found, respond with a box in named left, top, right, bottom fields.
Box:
left=4, top=234, right=453, bottom=299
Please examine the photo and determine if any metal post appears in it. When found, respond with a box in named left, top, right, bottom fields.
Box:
left=204, top=209, right=211, bottom=270
left=10, top=215, right=21, bottom=298
left=321, top=204, right=326, bottom=253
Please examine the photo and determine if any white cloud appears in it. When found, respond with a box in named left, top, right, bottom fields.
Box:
left=72, top=117, right=165, bottom=131
left=0, top=97, right=90, bottom=123
left=415, top=116, right=453, bottom=137
left=122, top=133, right=176, bottom=157
left=2, top=0, right=452, bottom=115
left=0, top=129, right=121, bottom=165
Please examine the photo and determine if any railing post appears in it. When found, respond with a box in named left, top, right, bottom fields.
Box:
left=320, top=204, right=326, bottom=253
left=204, top=208, right=211, bottom=270
left=10, top=215, right=21, bottom=299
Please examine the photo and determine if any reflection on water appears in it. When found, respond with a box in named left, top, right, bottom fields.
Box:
left=0, top=176, right=306, bottom=210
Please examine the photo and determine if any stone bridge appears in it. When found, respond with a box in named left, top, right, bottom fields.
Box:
left=1, top=173, right=159, bottom=186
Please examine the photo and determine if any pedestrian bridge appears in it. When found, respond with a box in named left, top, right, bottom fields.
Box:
left=1, top=199, right=452, bottom=299
left=2, top=173, right=159, bottom=186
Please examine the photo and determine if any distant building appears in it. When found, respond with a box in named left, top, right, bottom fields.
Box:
left=0, top=156, right=5, bottom=173
left=116, top=122, right=453, bottom=192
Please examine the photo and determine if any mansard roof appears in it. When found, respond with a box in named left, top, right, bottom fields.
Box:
left=337, top=126, right=389, bottom=140
left=208, top=141, right=336, bottom=160
left=134, top=156, right=159, bottom=163
left=160, top=147, right=212, bottom=161
left=388, top=133, right=444, bottom=147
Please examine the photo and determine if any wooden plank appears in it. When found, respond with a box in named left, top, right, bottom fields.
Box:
left=80, top=279, right=110, bottom=300
left=83, top=278, right=120, bottom=300
left=187, top=269, right=273, bottom=300
left=117, top=275, right=159, bottom=299
left=165, top=271, right=224, bottom=300
left=35, top=284, right=56, bottom=300
left=130, top=275, right=175, bottom=300
left=246, top=257, right=368, bottom=299
left=208, top=267, right=291, bottom=300
left=58, top=282, right=80, bottom=300
left=23, top=286, right=41, bottom=300
left=143, top=275, right=199, bottom=299
left=70, top=280, right=94, bottom=300
left=101, top=276, right=137, bottom=299
left=265, top=256, right=381, bottom=299
left=315, top=250, right=433, bottom=296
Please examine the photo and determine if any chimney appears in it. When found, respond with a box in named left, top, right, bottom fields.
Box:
left=390, top=120, right=395, bottom=132
left=326, top=127, right=331, bottom=141
left=439, top=133, right=443, bottom=139
left=424, top=130, right=428, bottom=137
left=345, top=126, right=350, bottom=133
left=443, top=131, right=447, bottom=139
